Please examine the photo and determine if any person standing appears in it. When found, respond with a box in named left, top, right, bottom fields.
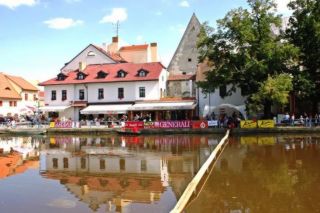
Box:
left=315, top=113, right=319, bottom=127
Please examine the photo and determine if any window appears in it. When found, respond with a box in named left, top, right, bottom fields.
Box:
left=33, top=94, right=37, bottom=101
left=117, top=70, right=126, bottom=78
left=219, top=85, right=227, bottom=97
left=120, top=159, right=125, bottom=171
left=139, top=87, right=145, bottom=98
left=62, top=90, right=67, bottom=101
left=24, top=93, right=28, bottom=100
left=118, top=88, right=124, bottom=99
left=87, top=51, right=96, bottom=56
left=100, top=159, right=106, bottom=170
left=188, top=58, right=192, bottom=62
left=141, top=160, right=147, bottom=172
left=182, top=72, right=187, bottom=75
left=138, top=69, right=148, bottom=77
left=0, top=101, right=2, bottom=107
left=81, top=157, right=86, bottom=169
left=9, top=101, right=17, bottom=107
left=63, top=158, right=69, bottom=169
left=97, top=71, right=107, bottom=79
left=5, top=87, right=10, bottom=90
left=52, top=158, right=58, bottom=169
left=57, top=73, right=66, bottom=81
left=98, top=88, right=104, bottom=99
left=51, top=90, right=56, bottom=101
left=79, top=89, right=85, bottom=100
left=77, top=73, right=84, bottom=80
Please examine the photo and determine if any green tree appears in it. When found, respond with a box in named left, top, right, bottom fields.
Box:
left=248, top=73, right=293, bottom=114
left=286, top=0, right=320, bottom=112
left=197, top=0, right=298, bottom=118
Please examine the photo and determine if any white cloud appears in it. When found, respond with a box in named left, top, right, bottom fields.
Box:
left=100, top=8, right=128, bottom=24
left=0, top=0, right=37, bottom=9
left=179, top=0, right=189, bottom=8
left=136, top=35, right=143, bottom=42
left=44, top=18, right=83, bottom=30
left=275, top=0, right=291, bottom=15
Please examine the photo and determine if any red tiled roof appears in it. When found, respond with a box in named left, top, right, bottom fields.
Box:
left=92, top=44, right=127, bottom=62
left=5, top=74, right=38, bottom=91
left=0, top=73, right=22, bottom=100
left=168, top=74, right=196, bottom=81
left=119, top=44, right=148, bottom=51
left=40, top=62, right=165, bottom=86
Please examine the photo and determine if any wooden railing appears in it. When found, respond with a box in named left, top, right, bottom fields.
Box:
left=170, top=130, right=230, bottom=213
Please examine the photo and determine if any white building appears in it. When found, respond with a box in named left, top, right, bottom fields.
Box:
left=39, top=62, right=168, bottom=121
left=0, top=72, right=39, bottom=117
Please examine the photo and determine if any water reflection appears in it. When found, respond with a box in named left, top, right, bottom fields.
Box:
left=0, top=136, right=40, bottom=179
left=0, top=134, right=219, bottom=213
left=187, top=135, right=320, bottom=213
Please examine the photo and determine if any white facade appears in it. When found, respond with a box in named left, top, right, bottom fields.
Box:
left=198, top=85, right=247, bottom=119
left=42, top=68, right=167, bottom=121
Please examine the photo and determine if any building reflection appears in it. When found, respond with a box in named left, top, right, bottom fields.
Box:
left=40, top=135, right=215, bottom=212
left=0, top=136, right=40, bottom=179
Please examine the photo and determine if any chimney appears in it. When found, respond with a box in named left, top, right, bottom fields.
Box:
left=79, top=61, right=86, bottom=72
left=150, top=42, right=158, bottom=62
left=107, top=36, right=119, bottom=54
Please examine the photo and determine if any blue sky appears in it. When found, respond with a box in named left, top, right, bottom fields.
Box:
left=0, top=0, right=290, bottom=81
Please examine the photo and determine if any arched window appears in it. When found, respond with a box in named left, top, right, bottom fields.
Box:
left=87, top=51, right=96, bottom=56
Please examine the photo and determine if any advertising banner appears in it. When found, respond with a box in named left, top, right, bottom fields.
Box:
left=192, top=121, right=208, bottom=129
left=258, top=120, right=275, bottom=128
left=207, top=120, right=218, bottom=127
left=125, top=121, right=144, bottom=129
left=154, top=120, right=191, bottom=129
left=144, top=122, right=155, bottom=129
left=54, top=121, right=73, bottom=128
left=240, top=120, right=257, bottom=128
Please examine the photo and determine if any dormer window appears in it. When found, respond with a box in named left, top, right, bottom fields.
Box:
left=97, top=70, right=108, bottom=79
left=5, top=87, right=10, bottom=90
left=137, top=69, right=149, bottom=77
left=57, top=73, right=67, bottom=81
left=77, top=72, right=86, bottom=80
left=87, top=51, right=96, bottom=56
left=117, top=70, right=127, bottom=78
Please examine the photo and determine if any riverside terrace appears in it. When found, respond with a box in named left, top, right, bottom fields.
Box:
left=2, top=119, right=320, bottom=136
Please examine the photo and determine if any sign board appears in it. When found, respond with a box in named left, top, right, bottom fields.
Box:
left=240, top=120, right=257, bottom=128
left=144, top=122, right=155, bottom=129
left=258, top=120, right=275, bottom=128
left=154, top=120, right=191, bottom=129
left=192, top=121, right=208, bottom=129
left=54, top=121, right=73, bottom=128
left=49, top=122, right=55, bottom=128
left=125, top=121, right=144, bottom=129
left=207, top=120, right=218, bottom=127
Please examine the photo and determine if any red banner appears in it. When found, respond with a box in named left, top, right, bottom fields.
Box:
left=154, top=120, right=192, bottom=129
left=192, top=121, right=208, bottom=129
left=125, top=121, right=144, bottom=129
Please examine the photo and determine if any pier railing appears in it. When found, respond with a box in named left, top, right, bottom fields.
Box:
left=170, top=130, right=230, bottom=213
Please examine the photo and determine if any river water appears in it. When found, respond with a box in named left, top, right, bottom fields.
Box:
left=187, top=134, right=320, bottom=213
left=0, top=134, right=221, bottom=213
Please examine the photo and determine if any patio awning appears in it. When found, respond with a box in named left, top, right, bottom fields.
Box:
left=39, top=105, right=70, bottom=112
left=130, top=102, right=196, bottom=111
left=80, top=104, right=132, bottom=114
